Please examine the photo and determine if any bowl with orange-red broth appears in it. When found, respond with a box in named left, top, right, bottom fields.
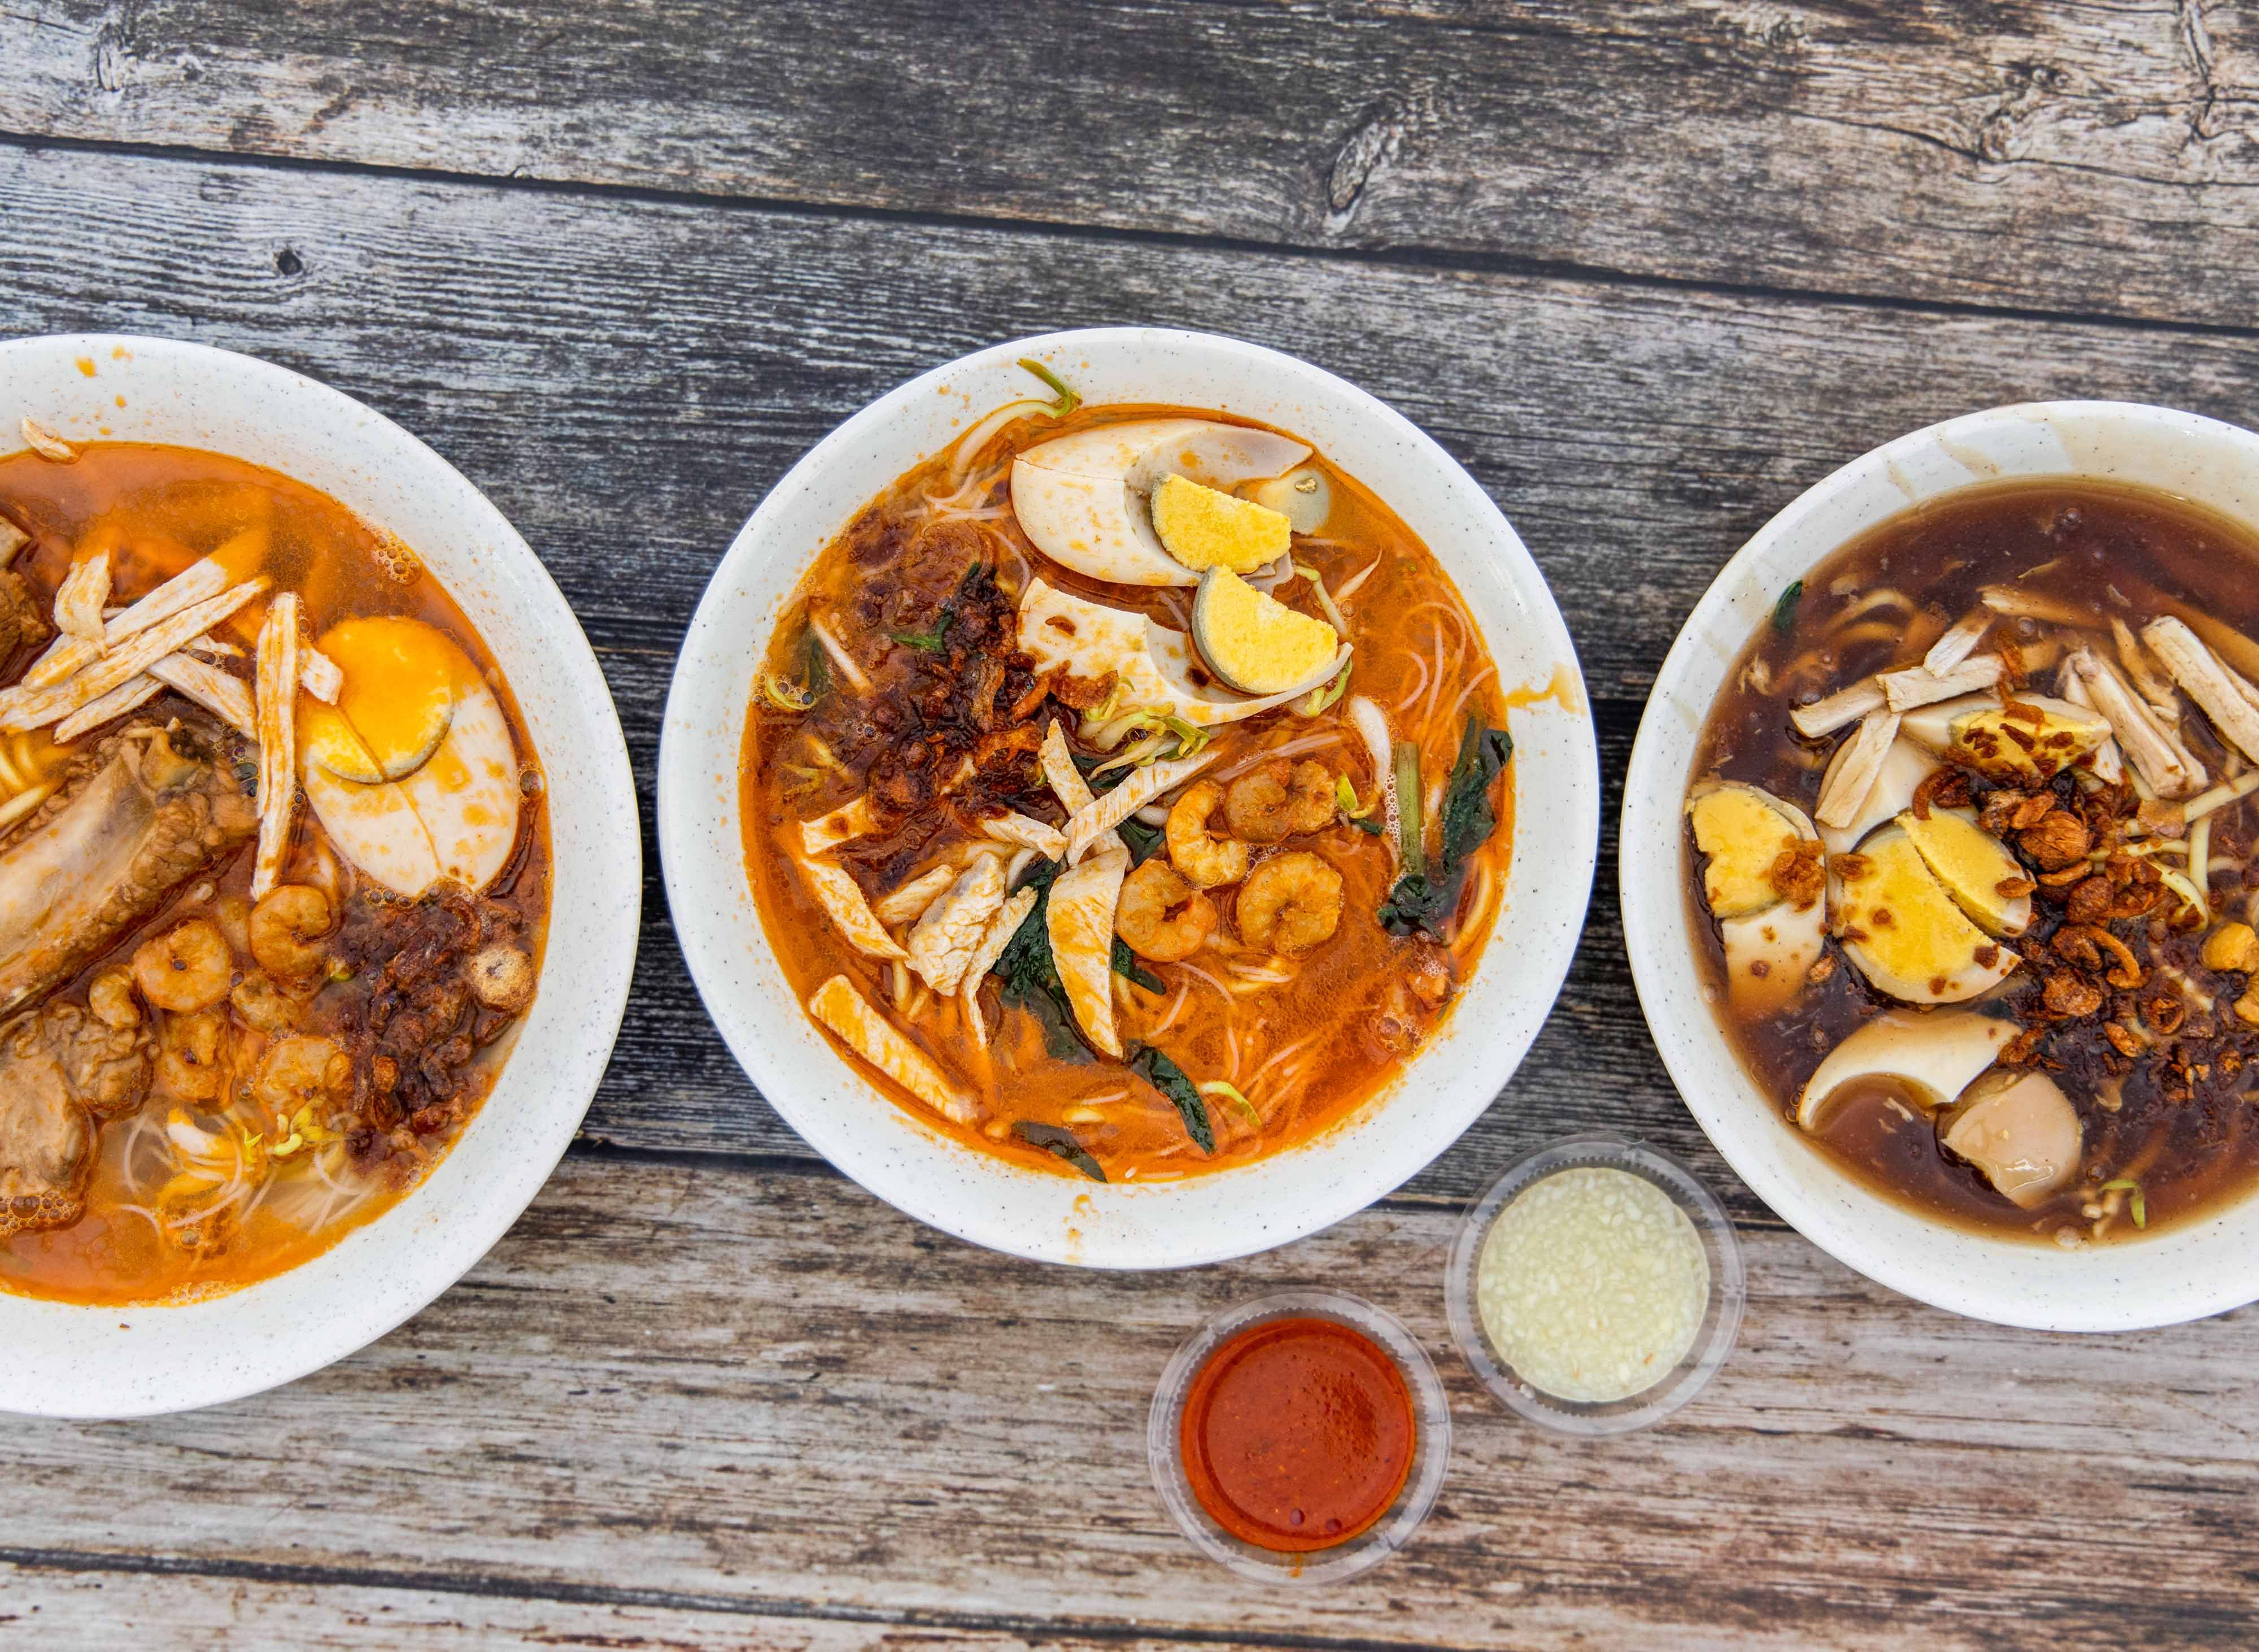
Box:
left=658, top=328, right=1599, bottom=1266
left=1625, top=400, right=2259, bottom=1332
left=0, top=334, right=638, bottom=1416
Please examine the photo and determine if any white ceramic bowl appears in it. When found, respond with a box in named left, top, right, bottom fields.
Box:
left=0, top=335, right=640, bottom=1415
left=1624, top=400, right=2259, bottom=1332
left=660, top=328, right=1597, bottom=1268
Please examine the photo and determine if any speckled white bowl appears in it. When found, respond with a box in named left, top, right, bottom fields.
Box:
left=0, top=335, right=639, bottom=1415
left=660, top=328, right=1597, bottom=1268
left=1624, top=400, right=2259, bottom=1331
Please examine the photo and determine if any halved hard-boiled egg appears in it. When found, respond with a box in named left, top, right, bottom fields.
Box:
left=1795, top=1008, right=2015, bottom=1130
left=1833, top=824, right=2018, bottom=1004
left=1189, top=568, right=1341, bottom=695
left=1901, top=692, right=2110, bottom=784
left=1018, top=578, right=1346, bottom=726
left=303, top=616, right=458, bottom=783
left=1939, top=1069, right=2082, bottom=1208
left=1686, top=781, right=1828, bottom=1014
left=1897, top=807, right=2031, bottom=939
left=1149, top=475, right=1292, bottom=574
left=300, top=616, right=523, bottom=897
left=1010, top=419, right=1310, bottom=587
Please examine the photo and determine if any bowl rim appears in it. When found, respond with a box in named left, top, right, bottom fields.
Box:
left=0, top=332, right=640, bottom=1414
left=1621, top=398, right=2259, bottom=1331
left=657, top=325, right=1600, bottom=1269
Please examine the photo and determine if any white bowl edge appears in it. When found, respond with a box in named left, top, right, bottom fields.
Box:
left=1623, top=399, right=2259, bottom=1332
left=0, top=334, right=640, bottom=1414
left=659, top=327, right=1599, bottom=1269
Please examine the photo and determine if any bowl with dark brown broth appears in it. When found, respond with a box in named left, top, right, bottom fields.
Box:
left=1625, top=400, right=2259, bottom=1330
left=660, top=329, right=1597, bottom=1267
left=0, top=336, right=638, bottom=1415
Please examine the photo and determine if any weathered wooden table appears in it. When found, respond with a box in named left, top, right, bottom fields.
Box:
left=5, top=5, right=2256, bottom=1646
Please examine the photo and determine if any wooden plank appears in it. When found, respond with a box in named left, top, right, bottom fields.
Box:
left=2, top=2, right=2256, bottom=328
left=7, top=1155, right=2256, bottom=1649
left=6, top=145, right=2259, bottom=1211
left=0, top=1564, right=1186, bottom=1652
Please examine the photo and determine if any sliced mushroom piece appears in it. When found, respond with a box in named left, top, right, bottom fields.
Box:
left=1815, top=708, right=1902, bottom=831
left=1817, top=735, right=1934, bottom=857
left=1796, top=1009, right=2016, bottom=1131
left=1899, top=691, right=2109, bottom=785
left=2066, top=649, right=2204, bottom=799
left=1938, top=1070, right=2082, bottom=1209
left=1898, top=808, right=2032, bottom=939
left=1833, top=825, right=2018, bottom=1005
left=2144, top=617, right=2259, bottom=765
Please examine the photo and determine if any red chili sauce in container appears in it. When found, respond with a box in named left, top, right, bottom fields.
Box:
left=1148, top=1291, right=1450, bottom=1583
left=1179, top=1316, right=1415, bottom=1551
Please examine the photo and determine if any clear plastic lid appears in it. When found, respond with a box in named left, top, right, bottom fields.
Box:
left=1147, top=1288, right=1451, bottom=1585
left=1445, top=1131, right=1746, bottom=1436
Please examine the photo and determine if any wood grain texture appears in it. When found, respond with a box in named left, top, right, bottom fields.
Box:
left=8, top=1156, right=2257, bottom=1649
left=6, top=140, right=2258, bottom=1213
left=3, top=2, right=2257, bottom=327
left=0, top=1565, right=1184, bottom=1652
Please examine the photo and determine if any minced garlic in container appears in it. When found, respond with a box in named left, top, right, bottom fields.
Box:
left=1475, top=1166, right=1710, bottom=1404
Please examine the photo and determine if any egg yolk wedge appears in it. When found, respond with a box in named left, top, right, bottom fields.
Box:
left=303, top=616, right=460, bottom=783
left=299, top=616, right=522, bottom=897
left=1189, top=568, right=1340, bottom=696
left=1149, top=474, right=1292, bottom=574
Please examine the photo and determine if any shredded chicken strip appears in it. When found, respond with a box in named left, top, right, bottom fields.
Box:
left=2069, top=648, right=2203, bottom=799
left=1815, top=708, right=1902, bottom=830
left=2055, top=661, right=2124, bottom=784
left=20, top=556, right=229, bottom=690
left=2110, top=617, right=2180, bottom=724
left=0, top=578, right=267, bottom=732
left=148, top=653, right=256, bottom=735
left=50, top=556, right=110, bottom=646
left=872, top=864, right=958, bottom=927
left=1061, top=750, right=1219, bottom=864
left=1040, top=718, right=1118, bottom=857
left=1979, top=585, right=2092, bottom=626
left=1880, top=653, right=2003, bottom=712
left=250, top=593, right=302, bottom=900
left=1790, top=677, right=1887, bottom=739
left=807, top=974, right=977, bottom=1125
left=53, top=674, right=162, bottom=743
left=957, top=887, right=1038, bottom=1050
left=981, top=809, right=1068, bottom=859
left=1923, top=610, right=1991, bottom=675
left=2147, top=617, right=2259, bottom=764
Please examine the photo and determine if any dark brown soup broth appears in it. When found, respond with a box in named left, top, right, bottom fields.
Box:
left=1691, top=479, right=2259, bottom=1244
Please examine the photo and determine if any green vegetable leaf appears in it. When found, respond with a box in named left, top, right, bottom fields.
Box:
left=1772, top=579, right=1804, bottom=636
left=889, top=607, right=956, bottom=653
left=1017, top=358, right=1083, bottom=418
left=1111, top=937, right=1164, bottom=992
left=803, top=629, right=831, bottom=697
left=992, top=860, right=1092, bottom=1062
left=1128, top=1044, right=1214, bottom=1154
left=1013, top=1121, right=1105, bottom=1181
left=1117, top=814, right=1165, bottom=864
left=1379, top=716, right=1513, bottom=940
left=1349, top=813, right=1385, bottom=836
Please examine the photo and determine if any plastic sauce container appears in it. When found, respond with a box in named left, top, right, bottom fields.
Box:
left=1148, top=1289, right=1450, bottom=1583
left=1446, top=1132, right=1745, bottom=1436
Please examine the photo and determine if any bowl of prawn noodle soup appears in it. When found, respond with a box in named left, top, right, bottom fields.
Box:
left=0, top=335, right=637, bottom=1415
left=1625, top=400, right=2259, bottom=1331
left=660, top=328, right=1596, bottom=1267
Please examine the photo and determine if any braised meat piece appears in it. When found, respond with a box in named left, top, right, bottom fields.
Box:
left=0, top=714, right=256, bottom=1017
left=0, top=1001, right=155, bottom=1237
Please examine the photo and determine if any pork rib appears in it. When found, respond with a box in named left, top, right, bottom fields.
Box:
left=0, top=715, right=256, bottom=1017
